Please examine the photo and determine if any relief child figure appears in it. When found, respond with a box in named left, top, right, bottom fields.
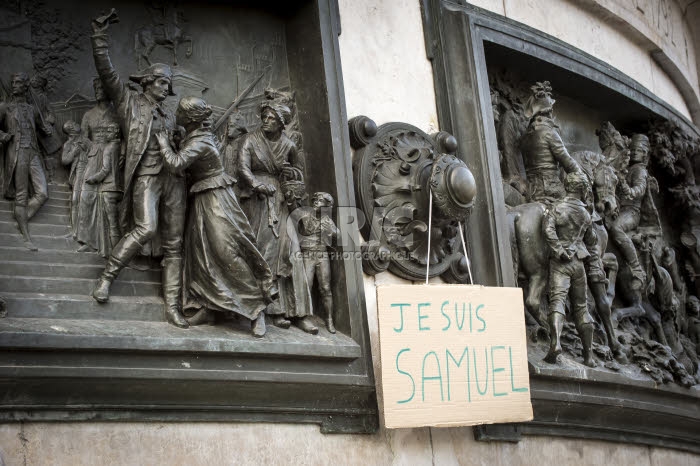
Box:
left=298, top=192, right=340, bottom=333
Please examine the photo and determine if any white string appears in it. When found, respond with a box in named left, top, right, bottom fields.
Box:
left=425, top=189, right=473, bottom=285
left=458, top=221, right=474, bottom=284
left=425, top=189, right=433, bottom=284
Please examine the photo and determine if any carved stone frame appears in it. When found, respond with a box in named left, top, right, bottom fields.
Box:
left=421, top=0, right=700, bottom=452
left=0, top=0, right=377, bottom=434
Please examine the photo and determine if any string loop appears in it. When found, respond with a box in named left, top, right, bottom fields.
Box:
left=425, top=189, right=433, bottom=284
left=458, top=222, right=474, bottom=284
left=425, top=190, right=474, bottom=285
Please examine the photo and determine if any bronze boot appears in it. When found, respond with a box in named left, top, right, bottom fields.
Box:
left=162, top=256, right=188, bottom=329
left=543, top=313, right=564, bottom=364
left=93, top=234, right=142, bottom=303
left=92, top=256, right=124, bottom=303
left=322, top=296, right=336, bottom=334
left=580, top=323, right=597, bottom=368
left=251, top=313, right=266, bottom=338
left=165, top=305, right=189, bottom=329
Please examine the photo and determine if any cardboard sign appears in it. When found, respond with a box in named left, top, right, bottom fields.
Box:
left=376, top=284, right=533, bottom=428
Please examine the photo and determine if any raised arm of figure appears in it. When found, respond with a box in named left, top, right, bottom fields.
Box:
left=90, top=19, right=126, bottom=108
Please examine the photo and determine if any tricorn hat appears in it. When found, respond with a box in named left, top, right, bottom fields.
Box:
left=128, top=63, right=176, bottom=96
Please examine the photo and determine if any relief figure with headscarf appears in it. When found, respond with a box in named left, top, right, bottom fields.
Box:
left=237, top=98, right=317, bottom=334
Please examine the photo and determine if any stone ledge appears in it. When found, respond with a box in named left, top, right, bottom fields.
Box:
left=0, top=378, right=379, bottom=434
left=474, top=372, right=700, bottom=454
left=529, top=356, right=700, bottom=397
left=0, top=317, right=361, bottom=359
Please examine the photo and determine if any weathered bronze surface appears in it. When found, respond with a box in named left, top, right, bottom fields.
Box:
left=156, top=96, right=276, bottom=337
left=89, top=14, right=188, bottom=328
left=0, top=0, right=376, bottom=432
left=423, top=0, right=700, bottom=452
left=72, top=78, right=122, bottom=257
left=491, top=75, right=700, bottom=387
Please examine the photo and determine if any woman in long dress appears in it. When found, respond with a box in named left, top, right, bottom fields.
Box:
left=155, top=96, right=276, bottom=337
left=237, top=101, right=316, bottom=334
left=60, top=120, right=89, bottom=239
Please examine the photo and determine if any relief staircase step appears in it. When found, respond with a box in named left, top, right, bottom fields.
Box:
left=0, top=210, right=70, bottom=226
left=0, top=220, right=71, bottom=236
left=0, top=233, right=79, bottom=250
left=47, top=191, right=71, bottom=201
left=0, top=198, right=70, bottom=209
left=0, top=274, right=161, bottom=297
left=0, top=316, right=361, bottom=359
left=1, top=292, right=164, bottom=321
left=0, top=203, right=69, bottom=216
left=0, top=260, right=161, bottom=282
left=0, top=246, right=112, bottom=265
left=47, top=184, right=71, bottom=195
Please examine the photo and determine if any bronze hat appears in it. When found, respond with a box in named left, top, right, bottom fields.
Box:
left=629, top=133, right=650, bottom=163
left=260, top=101, right=292, bottom=126
left=128, top=63, right=176, bottom=96
left=524, top=81, right=555, bottom=119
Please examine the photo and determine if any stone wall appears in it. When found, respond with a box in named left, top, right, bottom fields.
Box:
left=468, top=0, right=698, bottom=121
left=0, top=421, right=697, bottom=465
left=0, top=0, right=699, bottom=464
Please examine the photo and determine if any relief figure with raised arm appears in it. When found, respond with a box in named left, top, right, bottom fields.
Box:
left=89, top=12, right=188, bottom=328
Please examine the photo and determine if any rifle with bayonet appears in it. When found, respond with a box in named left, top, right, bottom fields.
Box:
left=213, top=65, right=271, bottom=132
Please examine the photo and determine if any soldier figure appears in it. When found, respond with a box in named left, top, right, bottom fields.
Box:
left=298, top=192, right=340, bottom=334
left=0, top=72, right=51, bottom=251
left=543, top=171, right=598, bottom=367
left=520, top=81, right=581, bottom=203
left=585, top=221, right=625, bottom=362
left=90, top=13, right=189, bottom=328
left=608, top=134, right=651, bottom=284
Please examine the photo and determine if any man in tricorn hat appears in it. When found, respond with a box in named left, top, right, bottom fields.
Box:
left=89, top=13, right=189, bottom=328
